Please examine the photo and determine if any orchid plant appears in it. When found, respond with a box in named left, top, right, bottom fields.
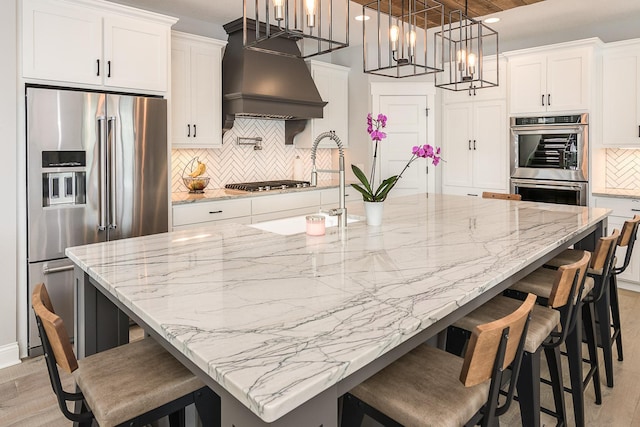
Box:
left=351, top=113, right=442, bottom=203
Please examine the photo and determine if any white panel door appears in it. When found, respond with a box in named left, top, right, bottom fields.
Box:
left=190, top=44, right=222, bottom=146
left=546, top=51, right=588, bottom=112
left=378, top=95, right=429, bottom=197
left=103, top=15, right=168, bottom=91
left=22, top=0, right=102, bottom=85
left=473, top=101, right=508, bottom=190
left=602, top=51, right=640, bottom=146
left=508, top=55, right=546, bottom=114
left=171, top=40, right=191, bottom=144
left=442, top=103, right=473, bottom=188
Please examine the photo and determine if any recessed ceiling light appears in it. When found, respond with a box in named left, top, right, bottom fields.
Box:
left=355, top=15, right=370, bottom=21
left=484, top=17, right=500, bottom=24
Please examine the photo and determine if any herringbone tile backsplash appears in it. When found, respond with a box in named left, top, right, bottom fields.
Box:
left=171, top=118, right=332, bottom=193
left=606, top=148, right=640, bottom=189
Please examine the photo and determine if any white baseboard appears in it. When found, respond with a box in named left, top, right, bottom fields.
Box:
left=0, top=342, right=20, bottom=369
left=617, top=280, right=640, bottom=293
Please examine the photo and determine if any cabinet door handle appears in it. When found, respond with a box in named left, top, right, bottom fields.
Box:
left=96, top=59, right=100, bottom=76
left=473, top=88, right=477, bottom=96
left=541, top=94, right=545, bottom=106
left=468, top=140, right=471, bottom=150
left=107, top=60, right=111, bottom=78
left=548, top=93, right=551, bottom=106
left=638, top=125, right=639, bottom=138
left=473, top=140, right=476, bottom=150
left=209, top=210, right=223, bottom=214
left=187, top=124, right=191, bottom=137
left=468, top=88, right=472, bottom=96
left=193, top=124, right=197, bottom=138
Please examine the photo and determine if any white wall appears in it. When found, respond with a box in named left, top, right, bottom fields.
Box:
left=0, top=0, right=20, bottom=368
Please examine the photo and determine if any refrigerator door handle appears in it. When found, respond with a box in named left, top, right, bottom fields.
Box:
left=43, top=264, right=75, bottom=275
left=97, top=116, right=107, bottom=231
left=108, top=116, right=117, bottom=230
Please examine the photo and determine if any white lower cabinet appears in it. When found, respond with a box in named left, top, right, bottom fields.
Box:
left=593, top=196, right=640, bottom=285
left=442, top=100, right=508, bottom=195
left=251, top=192, right=321, bottom=223
left=172, top=188, right=353, bottom=229
left=173, top=198, right=252, bottom=229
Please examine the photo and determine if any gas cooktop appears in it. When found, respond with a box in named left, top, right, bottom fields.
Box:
left=225, top=180, right=311, bottom=192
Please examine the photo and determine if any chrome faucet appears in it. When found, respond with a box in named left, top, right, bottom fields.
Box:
left=310, top=131, right=347, bottom=228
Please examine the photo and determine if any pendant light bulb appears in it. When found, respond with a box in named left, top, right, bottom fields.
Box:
left=305, top=0, right=316, bottom=27
left=273, top=0, right=284, bottom=21
left=467, top=52, right=477, bottom=75
left=407, top=30, right=417, bottom=58
left=389, top=25, right=399, bottom=52
left=456, top=49, right=466, bottom=71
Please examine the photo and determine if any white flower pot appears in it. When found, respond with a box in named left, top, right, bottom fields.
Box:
left=364, top=201, right=384, bottom=226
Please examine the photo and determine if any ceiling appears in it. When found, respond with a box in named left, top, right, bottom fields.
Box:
left=350, top=0, right=545, bottom=28
left=106, top=0, right=640, bottom=51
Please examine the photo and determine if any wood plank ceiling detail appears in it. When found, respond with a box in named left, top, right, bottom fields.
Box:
left=352, top=0, right=544, bottom=28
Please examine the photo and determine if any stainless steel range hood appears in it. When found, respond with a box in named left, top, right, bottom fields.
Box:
left=222, top=18, right=327, bottom=144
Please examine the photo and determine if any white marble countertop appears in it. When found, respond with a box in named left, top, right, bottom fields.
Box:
left=66, top=194, right=610, bottom=423
left=172, top=180, right=344, bottom=205
left=592, top=188, right=640, bottom=199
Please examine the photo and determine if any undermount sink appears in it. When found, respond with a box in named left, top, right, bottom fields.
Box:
left=249, top=213, right=361, bottom=236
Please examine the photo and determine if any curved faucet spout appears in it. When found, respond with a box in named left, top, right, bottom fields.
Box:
left=310, top=131, right=347, bottom=228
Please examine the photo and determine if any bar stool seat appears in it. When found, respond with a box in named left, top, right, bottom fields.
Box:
left=32, top=283, right=219, bottom=427
left=453, top=295, right=559, bottom=355
left=342, top=294, right=536, bottom=427
left=511, top=268, right=595, bottom=302
left=349, top=344, right=490, bottom=427
left=73, top=338, right=204, bottom=426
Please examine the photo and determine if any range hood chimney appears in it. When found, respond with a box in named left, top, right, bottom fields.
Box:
left=222, top=18, right=327, bottom=144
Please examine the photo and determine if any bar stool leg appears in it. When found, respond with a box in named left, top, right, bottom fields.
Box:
left=544, top=345, right=567, bottom=425
left=596, top=286, right=615, bottom=388
left=610, top=274, right=624, bottom=362
left=583, top=302, right=602, bottom=404
left=516, top=351, right=541, bottom=427
left=341, top=393, right=365, bottom=427
left=565, top=311, right=585, bottom=427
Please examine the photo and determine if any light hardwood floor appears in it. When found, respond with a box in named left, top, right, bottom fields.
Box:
left=3, top=291, right=640, bottom=427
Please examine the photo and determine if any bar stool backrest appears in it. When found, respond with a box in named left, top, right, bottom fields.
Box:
left=549, top=251, right=591, bottom=309
left=32, top=283, right=79, bottom=373
left=615, top=215, right=640, bottom=274
left=482, top=192, right=522, bottom=201
left=461, top=293, right=536, bottom=387
left=591, top=229, right=621, bottom=271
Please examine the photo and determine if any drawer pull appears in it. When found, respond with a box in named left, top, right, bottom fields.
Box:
left=209, top=210, right=223, bottom=214
left=632, top=209, right=640, bottom=212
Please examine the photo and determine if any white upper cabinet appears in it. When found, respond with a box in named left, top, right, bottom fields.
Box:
left=171, top=32, right=226, bottom=148
left=507, top=42, right=595, bottom=115
left=294, top=60, right=349, bottom=148
left=442, top=58, right=507, bottom=103
left=601, top=40, right=640, bottom=147
left=22, top=0, right=176, bottom=92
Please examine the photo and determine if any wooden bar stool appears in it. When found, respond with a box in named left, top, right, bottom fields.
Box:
left=609, top=215, right=640, bottom=366
left=544, top=229, right=621, bottom=388
left=448, top=251, right=591, bottom=427
left=341, top=294, right=536, bottom=427
left=32, top=283, right=220, bottom=427
left=482, top=191, right=522, bottom=200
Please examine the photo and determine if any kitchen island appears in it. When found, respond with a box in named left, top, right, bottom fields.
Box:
left=67, top=194, right=610, bottom=426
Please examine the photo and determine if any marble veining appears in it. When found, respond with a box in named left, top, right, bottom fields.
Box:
left=66, top=194, right=610, bottom=423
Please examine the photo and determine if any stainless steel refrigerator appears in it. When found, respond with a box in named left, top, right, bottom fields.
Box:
left=26, top=86, right=168, bottom=352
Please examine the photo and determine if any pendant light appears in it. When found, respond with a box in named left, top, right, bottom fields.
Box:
left=361, top=0, right=445, bottom=78
left=434, top=0, right=499, bottom=91
left=243, top=0, right=349, bottom=58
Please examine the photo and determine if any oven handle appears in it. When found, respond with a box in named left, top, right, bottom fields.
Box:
left=512, top=181, right=585, bottom=191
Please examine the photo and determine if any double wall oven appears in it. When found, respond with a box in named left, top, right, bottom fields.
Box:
left=510, top=114, right=589, bottom=206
